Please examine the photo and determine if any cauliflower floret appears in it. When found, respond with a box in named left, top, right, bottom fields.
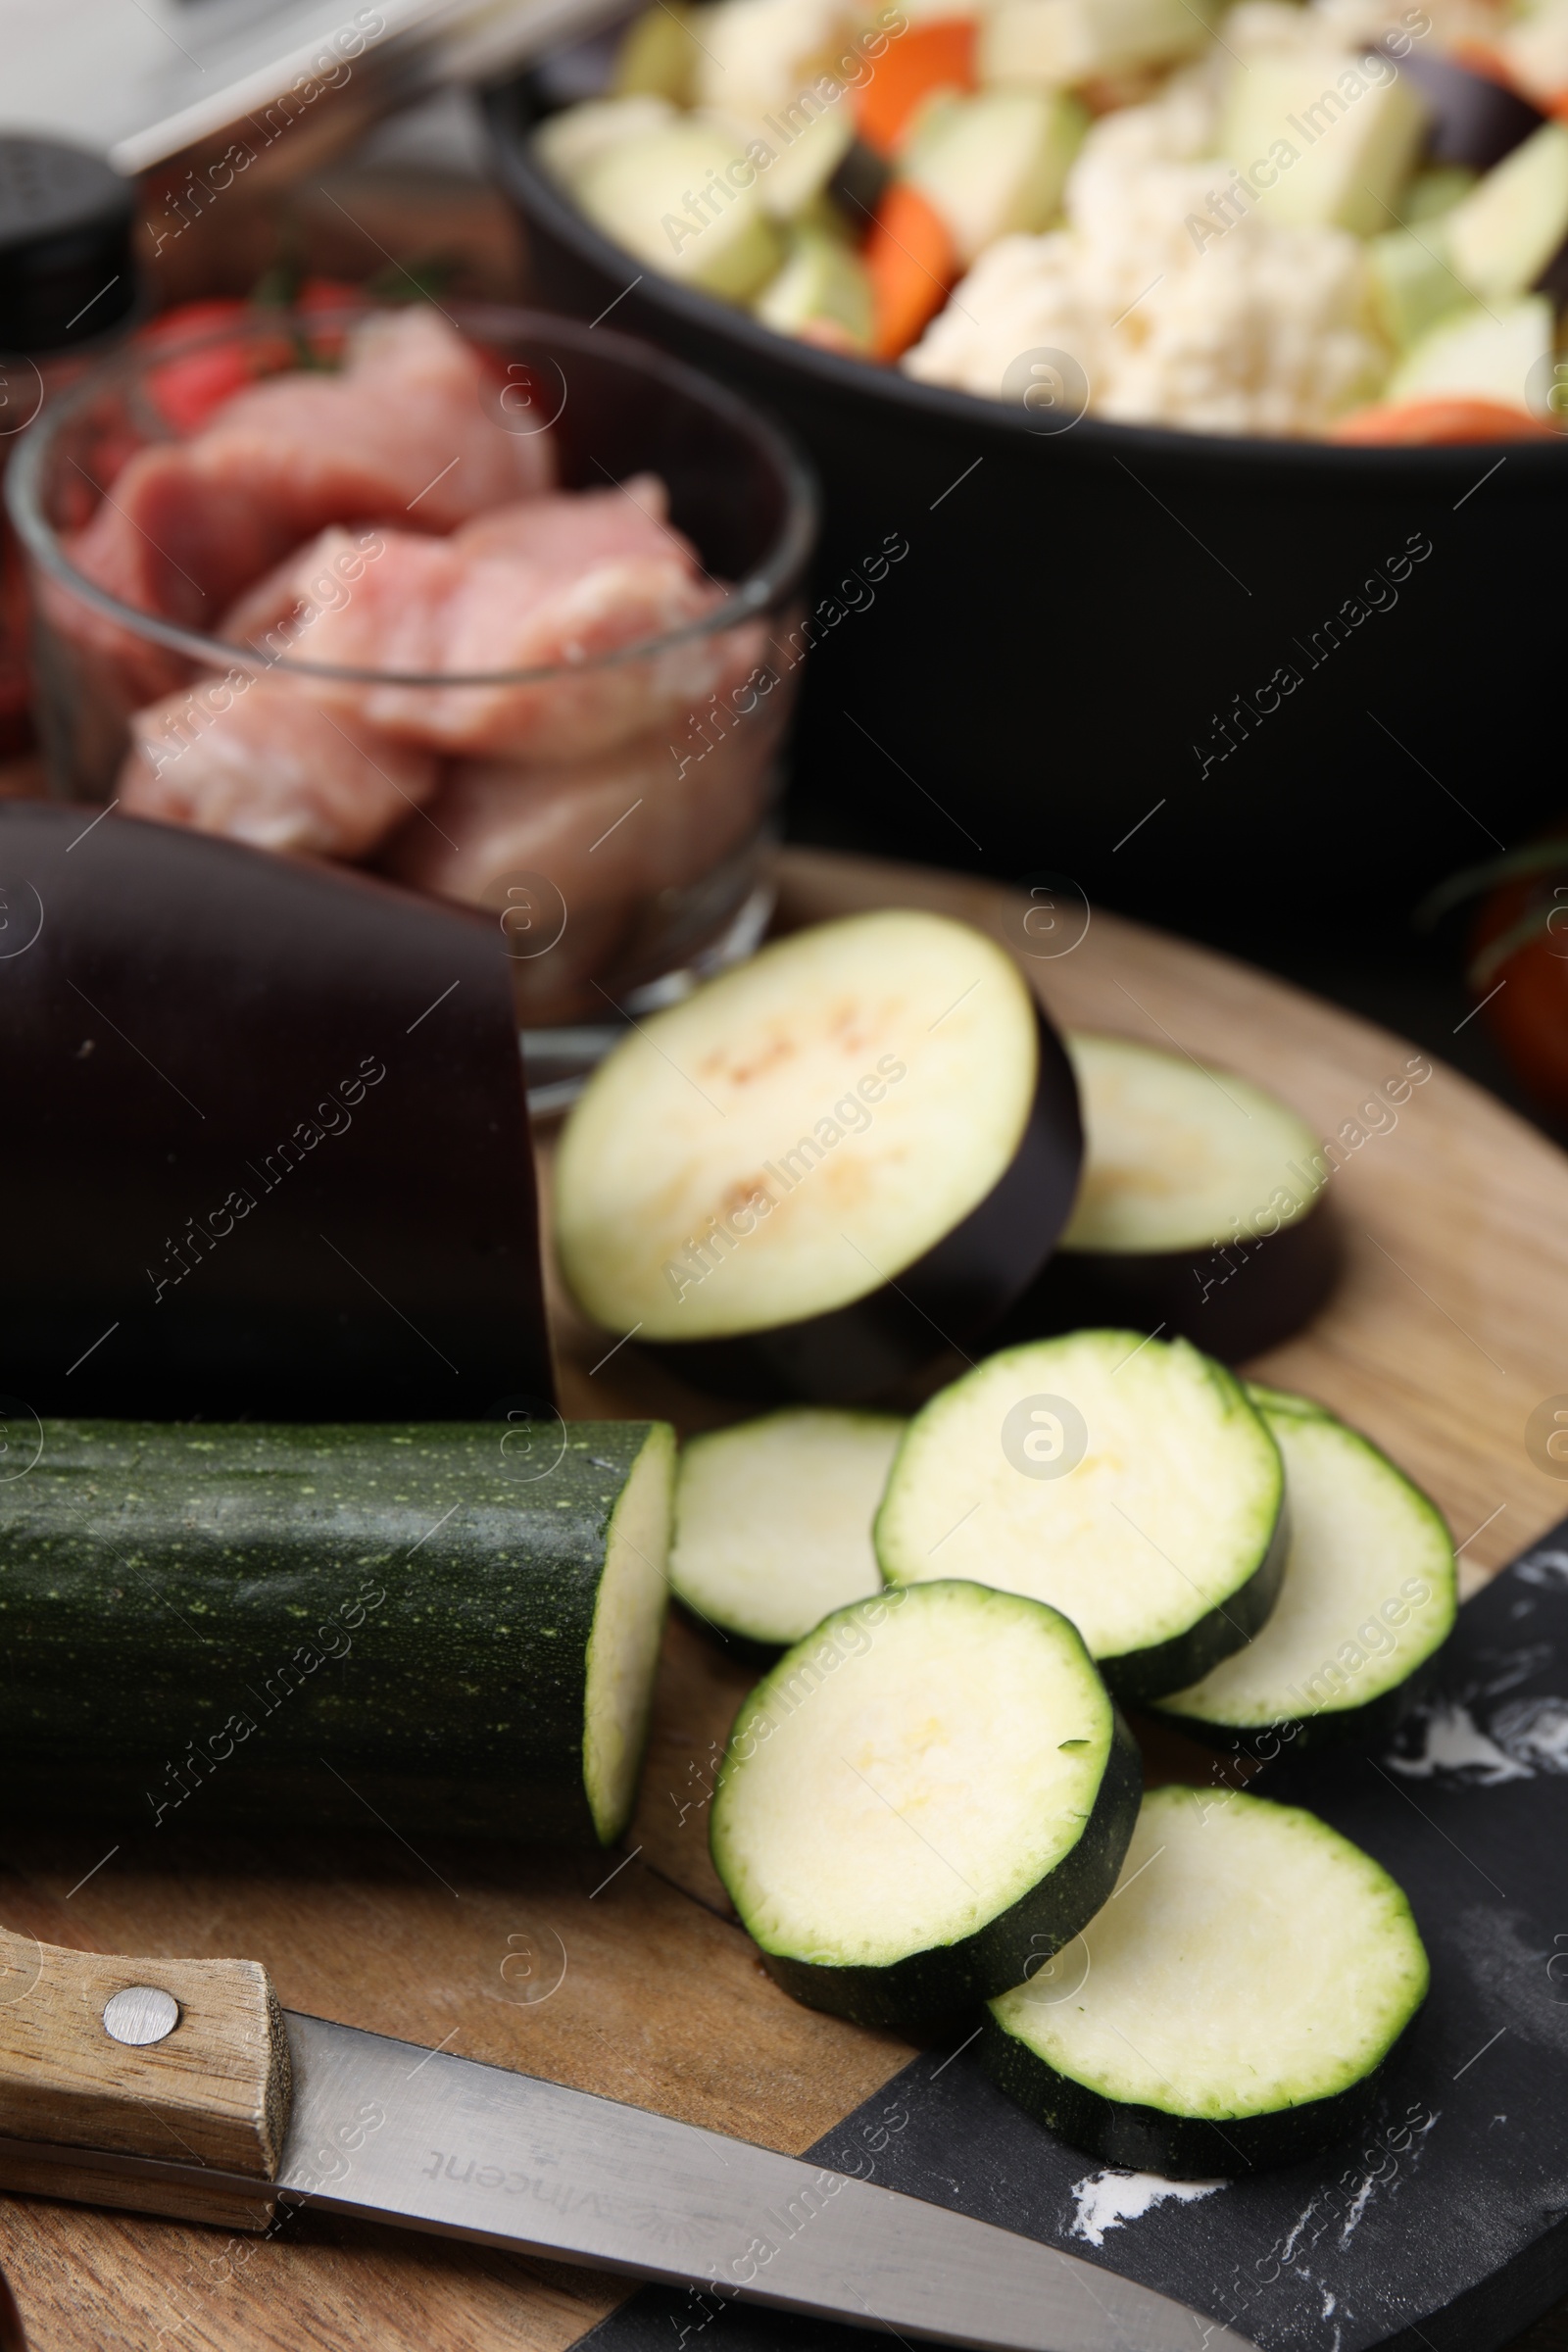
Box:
left=904, top=62, right=1387, bottom=434
left=1100, top=220, right=1385, bottom=434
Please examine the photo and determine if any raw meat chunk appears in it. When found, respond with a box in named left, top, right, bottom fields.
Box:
left=454, top=476, right=686, bottom=566
left=195, top=307, right=556, bottom=539
left=223, top=517, right=752, bottom=763
left=380, top=702, right=784, bottom=920
left=62, top=310, right=558, bottom=643
left=119, top=675, right=436, bottom=858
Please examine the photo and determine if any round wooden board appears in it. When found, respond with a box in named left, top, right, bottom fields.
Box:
left=3, top=846, right=1567, bottom=2352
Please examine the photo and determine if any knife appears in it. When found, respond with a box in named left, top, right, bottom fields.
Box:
left=0, top=1926, right=1253, bottom=2352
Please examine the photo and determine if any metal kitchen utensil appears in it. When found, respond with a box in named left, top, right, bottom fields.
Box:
left=0, top=1927, right=1255, bottom=2352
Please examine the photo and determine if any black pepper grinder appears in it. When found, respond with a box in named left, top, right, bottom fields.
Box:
left=0, top=135, right=140, bottom=759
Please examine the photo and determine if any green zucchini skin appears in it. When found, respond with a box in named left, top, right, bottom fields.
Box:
left=0, top=1419, right=672, bottom=1845
left=1102, top=1502, right=1290, bottom=1708
left=977, top=2013, right=1416, bottom=2180
left=1152, top=1665, right=1433, bottom=1764
left=750, top=1708, right=1142, bottom=2031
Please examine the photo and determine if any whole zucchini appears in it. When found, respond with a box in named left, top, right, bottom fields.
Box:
left=0, top=1419, right=674, bottom=1844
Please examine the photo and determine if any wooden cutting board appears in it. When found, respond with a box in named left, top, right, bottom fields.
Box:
left=3, top=845, right=1567, bottom=2352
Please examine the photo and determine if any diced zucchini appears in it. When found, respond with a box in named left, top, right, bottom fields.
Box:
left=1446, top=119, right=1568, bottom=301
left=710, top=1580, right=1141, bottom=2027
left=1155, top=1387, right=1457, bottom=1754
left=979, top=0, right=1214, bottom=89
left=1369, top=221, right=1470, bottom=348
left=904, top=88, right=1087, bottom=263
left=756, top=221, right=876, bottom=345
left=1218, top=50, right=1430, bottom=235
left=613, top=1, right=705, bottom=104
left=576, top=117, right=784, bottom=299
left=1387, top=294, right=1552, bottom=406
left=534, top=95, right=677, bottom=193
left=1499, top=0, right=1568, bottom=113
left=745, top=102, right=857, bottom=219
left=694, top=0, right=856, bottom=121
left=1402, top=164, right=1479, bottom=222
left=875, top=1331, right=1287, bottom=1703
left=670, top=1408, right=902, bottom=1652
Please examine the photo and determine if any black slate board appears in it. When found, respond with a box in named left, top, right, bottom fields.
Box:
left=587, top=1531, right=1568, bottom=2352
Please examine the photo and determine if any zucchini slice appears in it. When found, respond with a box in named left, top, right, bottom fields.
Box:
left=0, top=1419, right=675, bottom=1846
left=1154, top=1387, right=1457, bottom=1755
left=554, top=909, right=1083, bottom=1401
left=874, top=1332, right=1286, bottom=1703
left=710, top=1580, right=1140, bottom=2028
left=670, top=1408, right=903, bottom=1657
left=1002, top=1032, right=1337, bottom=1362
left=983, top=1786, right=1431, bottom=2177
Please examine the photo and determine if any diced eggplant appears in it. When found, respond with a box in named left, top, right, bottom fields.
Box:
left=555, top=909, right=1084, bottom=1403
left=1394, top=43, right=1546, bottom=170
left=998, top=1033, right=1338, bottom=1364
left=874, top=1330, right=1287, bottom=1704
left=747, top=103, right=857, bottom=219
left=1154, top=1386, right=1457, bottom=1756
left=983, top=1787, right=1431, bottom=2177
left=903, top=89, right=1086, bottom=263
left=830, top=133, right=893, bottom=220
left=710, top=1580, right=1142, bottom=2027
left=669, top=1408, right=903, bottom=1656
left=1219, top=50, right=1429, bottom=235
left=1387, top=293, right=1553, bottom=406
left=1446, top=118, right=1568, bottom=300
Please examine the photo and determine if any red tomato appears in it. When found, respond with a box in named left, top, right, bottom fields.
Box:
left=138, top=297, right=251, bottom=350
left=295, top=277, right=369, bottom=314
left=145, top=344, right=265, bottom=433
left=1469, top=841, right=1568, bottom=1115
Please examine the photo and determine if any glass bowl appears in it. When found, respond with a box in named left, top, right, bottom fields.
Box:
left=6, top=302, right=817, bottom=1105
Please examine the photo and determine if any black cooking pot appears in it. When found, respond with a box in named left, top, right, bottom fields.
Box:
left=484, top=63, right=1566, bottom=924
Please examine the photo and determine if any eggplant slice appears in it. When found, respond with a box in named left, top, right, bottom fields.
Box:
left=983, top=1785, right=1431, bottom=2177
left=1000, top=1031, right=1338, bottom=1361
left=555, top=909, right=1083, bottom=1401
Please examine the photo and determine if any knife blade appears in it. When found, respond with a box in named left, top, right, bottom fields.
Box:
left=0, top=1931, right=1253, bottom=2352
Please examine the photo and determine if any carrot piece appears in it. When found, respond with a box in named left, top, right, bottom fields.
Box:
left=1449, top=38, right=1524, bottom=88
left=864, top=181, right=959, bottom=361
left=854, top=19, right=976, bottom=157
left=1332, top=396, right=1561, bottom=444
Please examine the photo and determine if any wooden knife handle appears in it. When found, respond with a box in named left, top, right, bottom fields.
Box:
left=0, top=1924, right=290, bottom=2178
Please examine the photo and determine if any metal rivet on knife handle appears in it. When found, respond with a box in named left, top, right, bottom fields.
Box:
left=0, top=1923, right=290, bottom=2177
left=102, top=1987, right=180, bottom=2047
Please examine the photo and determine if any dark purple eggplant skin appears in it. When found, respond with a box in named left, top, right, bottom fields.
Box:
left=994, top=1198, right=1339, bottom=1367
left=0, top=804, right=555, bottom=1421
left=639, top=1007, right=1084, bottom=1402
left=1392, top=45, right=1545, bottom=170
